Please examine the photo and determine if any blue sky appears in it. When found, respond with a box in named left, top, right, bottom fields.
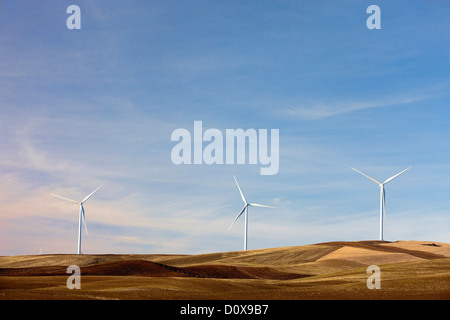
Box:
left=1, top=0, right=450, bottom=255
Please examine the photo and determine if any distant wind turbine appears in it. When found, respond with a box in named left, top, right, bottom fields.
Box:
left=50, top=185, right=103, bottom=255
left=229, top=176, right=274, bottom=251
left=352, top=167, right=410, bottom=241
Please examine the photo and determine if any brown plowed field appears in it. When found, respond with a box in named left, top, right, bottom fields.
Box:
left=1, top=240, right=449, bottom=300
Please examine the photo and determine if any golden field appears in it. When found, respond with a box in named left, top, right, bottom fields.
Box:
left=1, top=240, right=449, bottom=300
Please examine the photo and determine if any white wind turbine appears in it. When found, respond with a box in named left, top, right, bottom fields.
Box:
left=228, top=176, right=274, bottom=251
left=352, top=167, right=410, bottom=241
left=50, top=185, right=103, bottom=254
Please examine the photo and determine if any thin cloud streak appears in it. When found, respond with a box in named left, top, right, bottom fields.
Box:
left=279, top=94, right=430, bottom=121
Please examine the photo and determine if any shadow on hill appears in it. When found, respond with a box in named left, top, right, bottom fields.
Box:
left=0, top=259, right=307, bottom=280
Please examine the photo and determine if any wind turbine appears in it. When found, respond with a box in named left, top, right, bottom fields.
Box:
left=228, top=176, right=274, bottom=251
left=50, top=185, right=103, bottom=254
left=352, top=167, right=410, bottom=241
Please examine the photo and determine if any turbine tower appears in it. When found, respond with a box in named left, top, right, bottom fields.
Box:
left=229, top=176, right=273, bottom=251
left=352, top=167, right=410, bottom=241
left=51, top=185, right=103, bottom=254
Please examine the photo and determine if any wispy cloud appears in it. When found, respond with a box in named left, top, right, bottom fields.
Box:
left=279, top=94, right=429, bottom=121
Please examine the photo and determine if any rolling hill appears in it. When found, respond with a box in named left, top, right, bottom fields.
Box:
left=0, top=240, right=449, bottom=300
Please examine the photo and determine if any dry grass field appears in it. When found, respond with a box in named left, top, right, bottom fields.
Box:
left=1, top=240, right=449, bottom=300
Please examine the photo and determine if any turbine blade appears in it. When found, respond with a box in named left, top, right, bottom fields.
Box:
left=233, top=176, right=247, bottom=204
left=50, top=194, right=79, bottom=204
left=249, top=203, right=275, bottom=208
left=81, top=185, right=103, bottom=204
left=351, top=168, right=382, bottom=185
left=383, top=167, right=411, bottom=184
left=382, top=187, right=386, bottom=221
left=81, top=205, right=88, bottom=234
left=228, top=205, right=247, bottom=230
